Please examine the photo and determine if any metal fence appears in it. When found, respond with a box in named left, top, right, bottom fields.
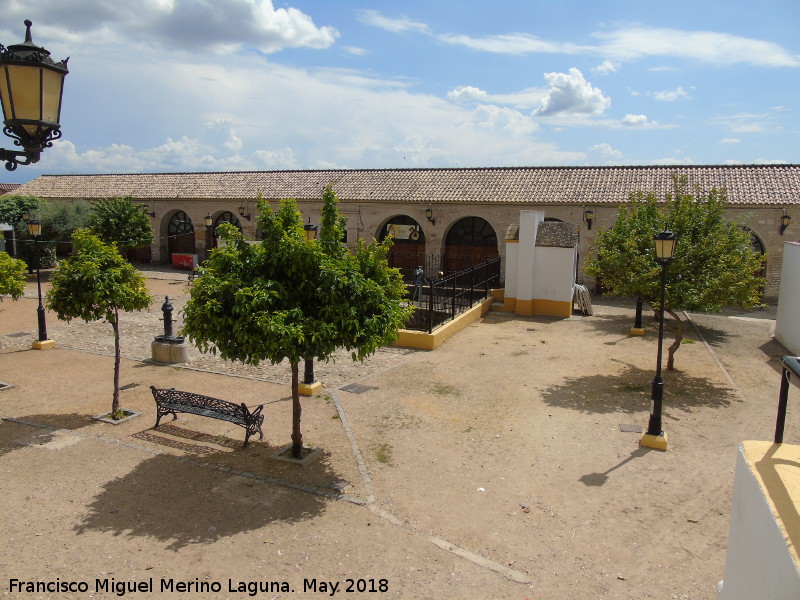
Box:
left=404, top=257, right=501, bottom=333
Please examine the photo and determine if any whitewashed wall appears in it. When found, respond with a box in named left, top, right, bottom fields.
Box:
left=775, top=242, right=800, bottom=355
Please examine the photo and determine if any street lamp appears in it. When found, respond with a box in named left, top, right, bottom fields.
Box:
left=303, top=217, right=318, bottom=241
left=26, top=219, right=53, bottom=349
left=0, top=20, right=69, bottom=171
left=641, top=229, right=677, bottom=450
left=301, top=216, right=320, bottom=395
left=204, top=214, right=213, bottom=261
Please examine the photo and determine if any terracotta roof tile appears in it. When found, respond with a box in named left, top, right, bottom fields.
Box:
left=13, top=165, right=800, bottom=206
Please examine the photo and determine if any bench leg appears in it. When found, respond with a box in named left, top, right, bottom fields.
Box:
left=154, top=409, right=178, bottom=429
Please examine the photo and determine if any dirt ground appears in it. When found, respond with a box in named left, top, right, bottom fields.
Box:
left=0, top=268, right=797, bottom=600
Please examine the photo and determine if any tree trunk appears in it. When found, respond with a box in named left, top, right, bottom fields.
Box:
left=290, top=361, right=303, bottom=458
left=665, top=309, right=683, bottom=371
left=111, top=309, right=122, bottom=418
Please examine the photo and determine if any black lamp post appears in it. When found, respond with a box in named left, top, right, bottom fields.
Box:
left=642, top=229, right=677, bottom=449
left=0, top=20, right=69, bottom=171
left=204, top=214, right=213, bottom=261
left=26, top=218, right=51, bottom=348
left=303, top=217, right=319, bottom=388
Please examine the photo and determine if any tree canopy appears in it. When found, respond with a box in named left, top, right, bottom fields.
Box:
left=182, top=187, right=410, bottom=457
left=0, top=252, right=27, bottom=301
left=47, top=229, right=153, bottom=418
left=88, top=196, right=153, bottom=254
left=0, top=194, right=41, bottom=225
left=585, top=176, right=764, bottom=369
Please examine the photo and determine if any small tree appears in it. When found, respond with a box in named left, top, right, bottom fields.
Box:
left=585, top=176, right=764, bottom=370
left=0, top=252, right=27, bottom=300
left=46, top=230, right=153, bottom=419
left=182, top=190, right=410, bottom=458
left=88, top=197, right=153, bottom=257
left=0, top=194, right=41, bottom=226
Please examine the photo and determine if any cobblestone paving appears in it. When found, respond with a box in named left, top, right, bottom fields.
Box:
left=2, top=267, right=421, bottom=389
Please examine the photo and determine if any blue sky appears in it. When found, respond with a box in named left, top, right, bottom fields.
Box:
left=3, top=0, right=799, bottom=184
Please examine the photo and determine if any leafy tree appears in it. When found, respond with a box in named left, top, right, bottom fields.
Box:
left=585, top=175, right=764, bottom=370
left=46, top=230, right=153, bottom=419
left=0, top=194, right=41, bottom=225
left=88, top=196, right=153, bottom=256
left=0, top=252, right=27, bottom=300
left=182, top=189, right=410, bottom=458
left=15, top=199, right=91, bottom=267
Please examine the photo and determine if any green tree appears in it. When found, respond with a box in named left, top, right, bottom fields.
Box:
left=182, top=190, right=410, bottom=458
left=15, top=199, right=91, bottom=268
left=585, top=176, right=764, bottom=370
left=0, top=194, right=41, bottom=225
left=46, top=230, right=153, bottom=419
left=0, top=252, right=27, bottom=300
left=88, top=196, right=153, bottom=257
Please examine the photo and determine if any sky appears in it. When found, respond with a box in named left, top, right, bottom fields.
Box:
left=2, top=0, right=799, bottom=184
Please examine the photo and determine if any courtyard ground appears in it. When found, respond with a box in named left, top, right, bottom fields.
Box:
left=0, top=267, right=797, bottom=599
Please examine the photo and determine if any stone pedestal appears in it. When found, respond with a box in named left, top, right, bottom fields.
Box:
left=151, top=340, right=189, bottom=364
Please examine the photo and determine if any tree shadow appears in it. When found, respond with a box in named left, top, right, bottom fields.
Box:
left=73, top=442, right=336, bottom=551
left=0, top=413, right=95, bottom=458
left=540, top=360, right=737, bottom=414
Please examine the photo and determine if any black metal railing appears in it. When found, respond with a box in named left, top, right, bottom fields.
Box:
left=404, top=257, right=501, bottom=333
left=775, top=355, right=800, bottom=443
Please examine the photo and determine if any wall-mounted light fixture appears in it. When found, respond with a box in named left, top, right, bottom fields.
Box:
left=0, top=21, right=69, bottom=171
left=780, top=209, right=791, bottom=235
left=425, top=205, right=436, bottom=226
left=583, top=208, right=596, bottom=230
left=238, top=204, right=251, bottom=221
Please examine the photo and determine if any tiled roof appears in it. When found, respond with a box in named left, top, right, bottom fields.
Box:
left=13, top=165, right=800, bottom=206
left=0, top=183, right=21, bottom=195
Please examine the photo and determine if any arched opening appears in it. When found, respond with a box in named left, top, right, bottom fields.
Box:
left=211, top=211, right=242, bottom=247
left=444, top=216, right=498, bottom=273
left=379, top=215, right=426, bottom=281
left=167, top=211, right=196, bottom=266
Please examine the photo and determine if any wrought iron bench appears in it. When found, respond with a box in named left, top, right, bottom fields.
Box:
left=149, top=386, right=264, bottom=448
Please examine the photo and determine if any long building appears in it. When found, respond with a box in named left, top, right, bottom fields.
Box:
left=14, top=164, right=800, bottom=299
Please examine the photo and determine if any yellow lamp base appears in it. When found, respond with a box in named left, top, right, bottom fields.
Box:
left=640, top=432, right=668, bottom=451
left=298, top=381, right=322, bottom=396
left=32, top=339, right=56, bottom=350
left=630, top=327, right=645, bottom=336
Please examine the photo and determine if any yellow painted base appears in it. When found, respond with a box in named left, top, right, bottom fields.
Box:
left=640, top=432, right=668, bottom=451
left=515, top=298, right=573, bottom=318
left=394, top=296, right=494, bottom=350
left=298, top=381, right=322, bottom=396
left=630, top=327, right=645, bottom=336
left=32, top=339, right=55, bottom=350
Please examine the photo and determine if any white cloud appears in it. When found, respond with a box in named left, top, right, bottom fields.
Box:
left=439, top=32, right=587, bottom=55
left=651, top=86, right=691, bottom=102
left=3, top=0, right=339, bottom=55
left=592, top=60, right=618, bottom=75
left=720, top=138, right=741, bottom=144
left=358, top=10, right=430, bottom=34
left=594, top=27, right=800, bottom=67
left=590, top=143, right=623, bottom=159
left=534, top=69, right=610, bottom=117
left=432, top=23, right=799, bottom=68
left=651, top=157, right=696, bottom=165
left=621, top=114, right=658, bottom=128
left=447, top=86, right=489, bottom=102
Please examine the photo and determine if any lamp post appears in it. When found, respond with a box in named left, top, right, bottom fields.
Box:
left=26, top=219, right=53, bottom=349
left=300, top=217, right=321, bottom=396
left=204, top=214, right=213, bottom=261
left=0, top=20, right=69, bottom=171
left=641, top=229, right=677, bottom=450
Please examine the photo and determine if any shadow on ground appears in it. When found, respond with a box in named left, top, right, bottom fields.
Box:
left=540, top=360, right=738, bottom=414
left=0, top=413, right=95, bottom=458
left=73, top=442, right=336, bottom=551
